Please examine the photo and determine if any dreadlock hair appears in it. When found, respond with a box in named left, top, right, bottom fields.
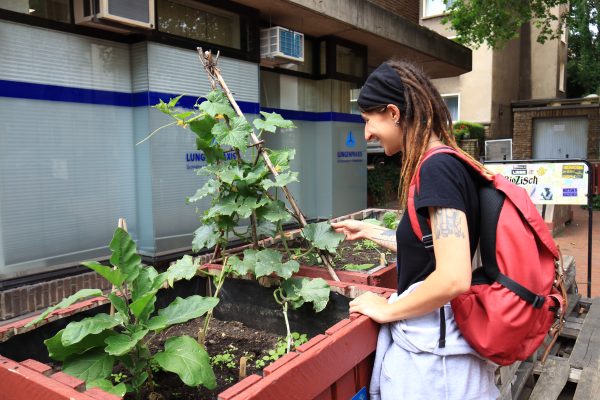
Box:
left=366, top=60, right=488, bottom=209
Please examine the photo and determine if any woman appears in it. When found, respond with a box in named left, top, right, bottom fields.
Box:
left=331, top=60, right=498, bottom=399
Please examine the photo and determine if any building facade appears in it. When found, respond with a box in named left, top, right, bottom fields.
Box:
left=419, top=0, right=568, bottom=142
left=0, top=0, right=470, bottom=283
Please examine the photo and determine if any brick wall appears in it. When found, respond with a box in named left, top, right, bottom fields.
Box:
left=513, top=106, right=600, bottom=160
left=368, top=0, right=419, bottom=23
left=0, top=272, right=111, bottom=321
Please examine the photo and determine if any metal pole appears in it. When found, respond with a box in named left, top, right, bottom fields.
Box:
left=587, top=162, right=594, bottom=297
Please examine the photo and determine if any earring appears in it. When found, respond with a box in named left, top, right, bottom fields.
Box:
left=394, top=120, right=400, bottom=126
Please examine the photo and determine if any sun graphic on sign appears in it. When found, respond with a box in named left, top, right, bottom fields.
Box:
left=536, top=166, right=547, bottom=176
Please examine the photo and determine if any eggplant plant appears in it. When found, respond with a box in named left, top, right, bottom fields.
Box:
left=26, top=227, right=219, bottom=398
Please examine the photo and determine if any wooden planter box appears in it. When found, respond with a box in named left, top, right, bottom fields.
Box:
left=0, top=266, right=394, bottom=400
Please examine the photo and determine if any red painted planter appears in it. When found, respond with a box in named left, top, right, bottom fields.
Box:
left=296, top=263, right=397, bottom=290
left=0, top=266, right=393, bottom=400
left=0, top=355, right=120, bottom=400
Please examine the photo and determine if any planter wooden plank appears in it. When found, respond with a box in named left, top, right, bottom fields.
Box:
left=528, top=358, right=570, bottom=400
left=573, top=366, right=600, bottom=400
left=511, top=361, right=533, bottom=400
left=0, top=356, right=97, bottom=400
left=569, top=298, right=600, bottom=370
left=225, top=315, right=379, bottom=400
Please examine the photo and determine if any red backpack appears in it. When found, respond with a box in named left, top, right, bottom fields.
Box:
left=407, top=146, right=567, bottom=366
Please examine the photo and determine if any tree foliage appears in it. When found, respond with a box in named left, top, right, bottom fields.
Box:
left=567, top=0, right=600, bottom=97
left=443, top=0, right=568, bottom=49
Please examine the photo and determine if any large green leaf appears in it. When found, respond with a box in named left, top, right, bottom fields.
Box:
left=25, top=288, right=103, bottom=327
left=147, top=296, right=219, bottom=331
left=267, top=148, right=295, bottom=172
left=188, top=179, right=220, bottom=203
left=129, top=291, right=156, bottom=320
left=107, top=293, right=128, bottom=318
left=253, top=111, right=296, bottom=133
left=254, top=249, right=299, bottom=279
left=45, top=329, right=115, bottom=362
left=164, top=255, right=198, bottom=287
left=302, top=222, right=345, bottom=253
left=189, top=116, right=224, bottom=164
left=131, top=266, right=160, bottom=302
left=153, top=336, right=216, bottom=389
left=81, top=262, right=125, bottom=287
left=192, top=224, right=220, bottom=252
left=87, top=379, right=127, bottom=397
left=218, top=164, right=245, bottom=185
left=281, top=277, right=331, bottom=312
left=205, top=194, right=238, bottom=218
left=255, top=200, right=291, bottom=224
left=237, top=196, right=269, bottom=219
left=261, top=172, right=299, bottom=190
left=109, top=228, right=141, bottom=282
left=62, top=313, right=120, bottom=346
left=225, top=250, right=258, bottom=276
left=104, top=329, right=148, bottom=356
left=257, top=221, right=277, bottom=238
left=198, top=90, right=236, bottom=119
left=62, top=350, right=115, bottom=383
left=212, top=116, right=252, bottom=150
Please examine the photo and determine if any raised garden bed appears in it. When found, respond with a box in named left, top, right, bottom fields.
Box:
left=192, top=208, right=400, bottom=290
left=0, top=266, right=393, bottom=400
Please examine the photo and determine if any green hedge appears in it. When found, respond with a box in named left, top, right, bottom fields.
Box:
left=453, top=121, right=485, bottom=141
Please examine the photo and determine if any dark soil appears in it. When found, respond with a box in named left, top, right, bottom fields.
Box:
left=333, top=240, right=394, bottom=269
left=128, top=317, right=282, bottom=400
left=278, top=238, right=394, bottom=270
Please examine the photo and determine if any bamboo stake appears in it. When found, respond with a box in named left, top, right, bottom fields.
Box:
left=197, top=48, right=340, bottom=282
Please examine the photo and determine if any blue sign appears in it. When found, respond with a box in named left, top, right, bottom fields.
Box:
left=563, top=188, right=578, bottom=197
left=346, top=131, right=356, bottom=148
left=352, top=387, right=368, bottom=400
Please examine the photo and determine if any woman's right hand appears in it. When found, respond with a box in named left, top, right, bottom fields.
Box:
left=330, top=220, right=372, bottom=241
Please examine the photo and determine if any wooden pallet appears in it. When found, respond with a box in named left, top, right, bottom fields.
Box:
left=494, top=255, right=600, bottom=400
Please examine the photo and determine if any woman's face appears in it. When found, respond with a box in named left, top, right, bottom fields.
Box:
left=361, top=106, right=403, bottom=156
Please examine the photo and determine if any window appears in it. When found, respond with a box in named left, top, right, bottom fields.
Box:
left=316, top=37, right=366, bottom=83
left=335, top=44, right=364, bottom=78
left=423, top=0, right=454, bottom=18
left=559, top=62, right=565, bottom=92
left=157, top=0, right=241, bottom=49
left=442, top=94, right=459, bottom=121
left=1, top=0, right=70, bottom=23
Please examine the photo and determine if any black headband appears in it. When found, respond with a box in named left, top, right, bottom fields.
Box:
left=357, top=62, right=407, bottom=114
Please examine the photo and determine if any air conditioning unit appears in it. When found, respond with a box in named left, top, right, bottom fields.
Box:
left=74, top=0, right=154, bottom=33
left=260, top=26, right=304, bottom=66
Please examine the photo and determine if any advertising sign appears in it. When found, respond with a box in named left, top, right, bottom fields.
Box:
left=485, top=162, right=589, bottom=205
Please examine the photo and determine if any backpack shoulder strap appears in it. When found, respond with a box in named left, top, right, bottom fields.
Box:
left=407, top=146, right=490, bottom=240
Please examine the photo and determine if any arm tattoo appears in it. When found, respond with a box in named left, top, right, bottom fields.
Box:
left=369, top=227, right=397, bottom=252
left=433, top=209, right=465, bottom=239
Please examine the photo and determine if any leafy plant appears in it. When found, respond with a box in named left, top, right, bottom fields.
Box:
left=361, top=240, right=379, bottom=251
left=255, top=332, right=308, bottom=369
left=343, top=263, right=375, bottom=271
left=452, top=121, right=485, bottom=141
left=149, top=87, right=345, bottom=355
left=382, top=211, right=400, bottom=230
left=153, top=90, right=344, bottom=265
left=210, top=345, right=238, bottom=370
left=27, top=228, right=219, bottom=397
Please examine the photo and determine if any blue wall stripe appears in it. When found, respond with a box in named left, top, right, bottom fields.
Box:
left=0, top=79, right=362, bottom=123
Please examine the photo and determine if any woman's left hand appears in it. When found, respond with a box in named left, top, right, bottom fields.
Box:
left=349, top=291, right=390, bottom=323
